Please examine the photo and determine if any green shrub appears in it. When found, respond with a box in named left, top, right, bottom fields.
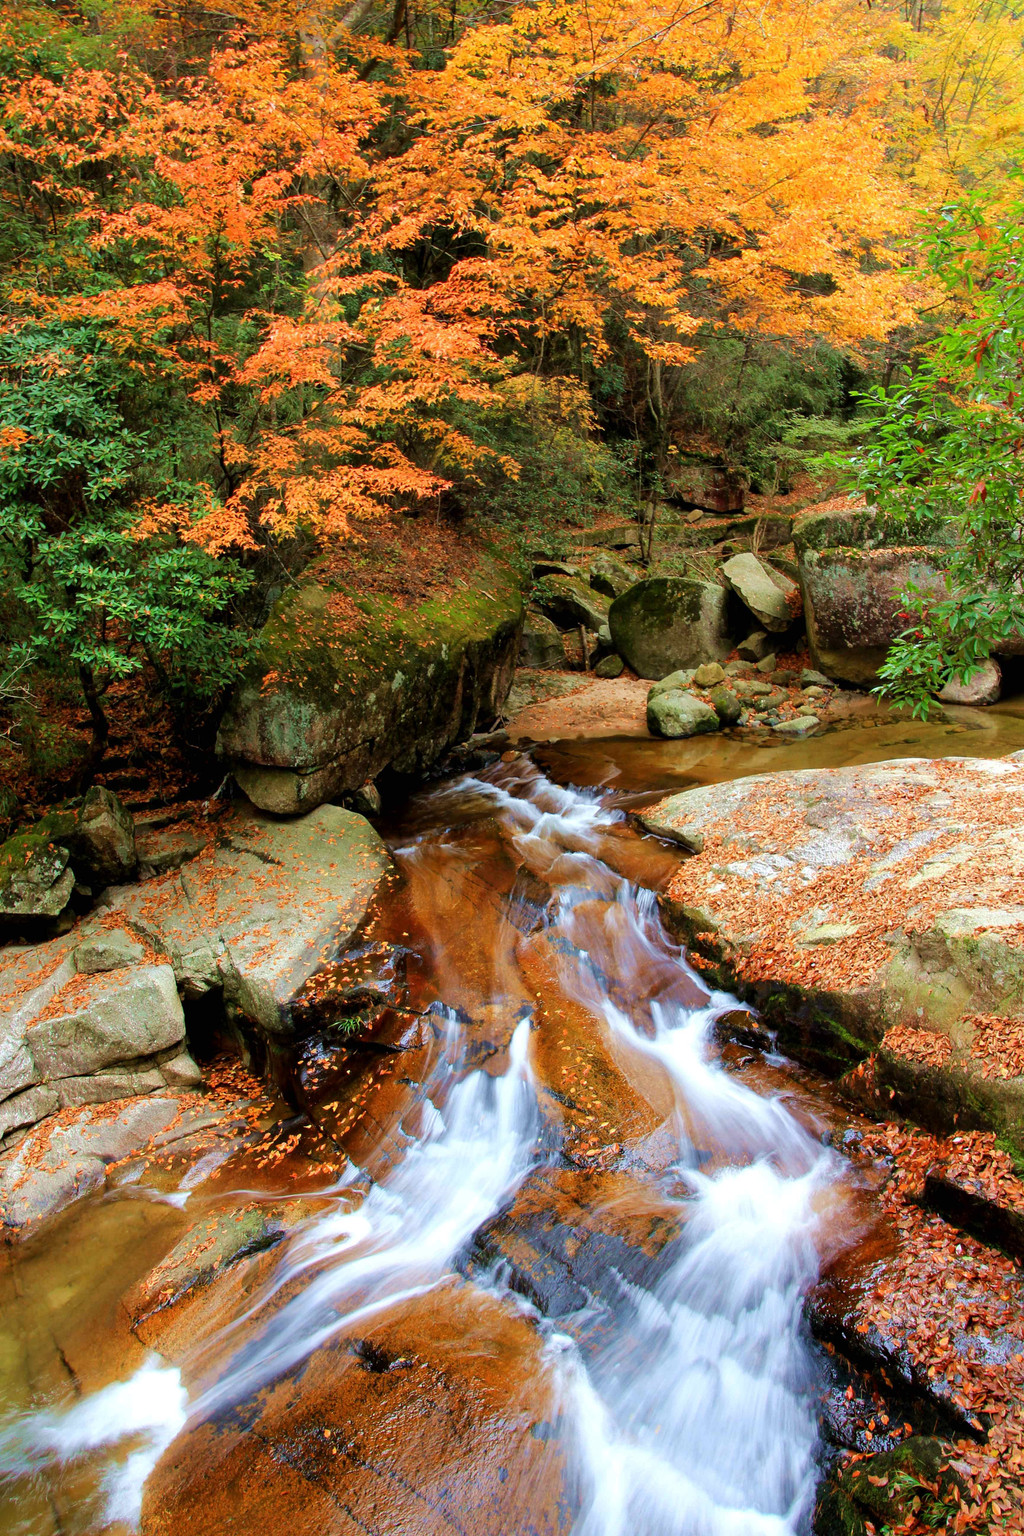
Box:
left=0, top=322, right=252, bottom=775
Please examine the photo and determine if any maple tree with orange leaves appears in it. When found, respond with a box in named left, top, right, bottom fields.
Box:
left=0, top=0, right=987, bottom=772
left=1, top=0, right=925, bottom=547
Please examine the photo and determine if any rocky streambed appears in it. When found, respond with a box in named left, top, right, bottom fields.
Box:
left=2, top=733, right=1024, bottom=1535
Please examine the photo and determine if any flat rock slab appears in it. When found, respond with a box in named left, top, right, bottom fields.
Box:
left=0, top=1094, right=246, bottom=1237
left=643, top=754, right=1024, bottom=1142
left=107, top=803, right=393, bottom=1035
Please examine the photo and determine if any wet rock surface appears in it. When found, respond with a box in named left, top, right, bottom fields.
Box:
left=142, top=1285, right=571, bottom=1536
left=465, top=1166, right=685, bottom=1328
left=4, top=748, right=1024, bottom=1534
left=0, top=1093, right=253, bottom=1237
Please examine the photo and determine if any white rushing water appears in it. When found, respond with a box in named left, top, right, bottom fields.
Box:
left=459, top=762, right=836, bottom=1536
left=0, top=760, right=838, bottom=1535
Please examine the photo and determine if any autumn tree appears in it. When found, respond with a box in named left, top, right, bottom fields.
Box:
left=2, top=0, right=923, bottom=539
left=0, top=0, right=943, bottom=776
left=880, top=0, right=1024, bottom=199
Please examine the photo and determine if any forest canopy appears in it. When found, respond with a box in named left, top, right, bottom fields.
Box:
left=1, top=0, right=1022, bottom=765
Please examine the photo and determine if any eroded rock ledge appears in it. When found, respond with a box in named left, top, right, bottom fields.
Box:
left=642, top=752, right=1024, bottom=1150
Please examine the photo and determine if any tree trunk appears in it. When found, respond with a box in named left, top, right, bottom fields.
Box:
left=74, top=663, right=109, bottom=791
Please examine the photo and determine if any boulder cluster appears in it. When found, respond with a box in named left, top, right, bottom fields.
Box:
left=0, top=795, right=391, bottom=1171
left=516, top=499, right=1013, bottom=737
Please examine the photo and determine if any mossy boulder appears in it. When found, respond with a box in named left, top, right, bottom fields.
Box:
left=0, top=832, right=74, bottom=919
left=217, top=553, right=523, bottom=815
left=588, top=552, right=636, bottom=600
left=34, top=786, right=137, bottom=889
left=799, top=546, right=948, bottom=686
left=793, top=507, right=953, bottom=686
left=593, top=653, right=624, bottom=678
left=814, top=1437, right=967, bottom=1536
left=609, top=578, right=733, bottom=680
left=646, top=690, right=720, bottom=739
left=533, top=573, right=608, bottom=631
left=791, top=505, right=952, bottom=560
left=0, top=787, right=137, bottom=921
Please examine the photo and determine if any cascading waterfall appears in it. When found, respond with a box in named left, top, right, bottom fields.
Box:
left=455, top=762, right=837, bottom=1536
left=0, top=760, right=843, bottom=1536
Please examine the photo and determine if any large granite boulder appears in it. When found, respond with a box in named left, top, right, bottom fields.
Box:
left=938, top=657, right=1002, bottom=706
left=722, top=553, right=799, bottom=634
left=217, top=554, right=523, bottom=815
left=108, top=803, right=392, bottom=1035
left=642, top=753, right=1024, bottom=1151
left=793, top=506, right=950, bottom=686
left=0, top=937, right=193, bottom=1149
left=609, top=578, right=733, bottom=679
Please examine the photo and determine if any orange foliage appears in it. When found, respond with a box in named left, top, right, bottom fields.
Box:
left=0, top=0, right=925, bottom=550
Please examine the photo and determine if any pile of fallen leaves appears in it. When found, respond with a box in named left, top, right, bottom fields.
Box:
left=967, top=1014, right=1024, bottom=1081
left=309, top=513, right=486, bottom=617
left=204, top=1056, right=269, bottom=1109
left=881, top=1026, right=953, bottom=1068
left=845, top=1123, right=1024, bottom=1531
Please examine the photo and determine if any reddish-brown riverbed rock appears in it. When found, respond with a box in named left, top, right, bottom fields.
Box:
left=642, top=754, right=1024, bottom=1149
left=142, top=1282, right=571, bottom=1536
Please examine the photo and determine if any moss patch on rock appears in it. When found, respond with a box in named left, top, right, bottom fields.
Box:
left=217, top=549, right=524, bottom=813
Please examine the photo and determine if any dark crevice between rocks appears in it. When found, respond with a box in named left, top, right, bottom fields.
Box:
left=921, top=1170, right=1024, bottom=1265
left=348, top=1338, right=414, bottom=1374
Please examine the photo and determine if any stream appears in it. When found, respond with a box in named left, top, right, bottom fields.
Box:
left=2, top=711, right=1024, bottom=1535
